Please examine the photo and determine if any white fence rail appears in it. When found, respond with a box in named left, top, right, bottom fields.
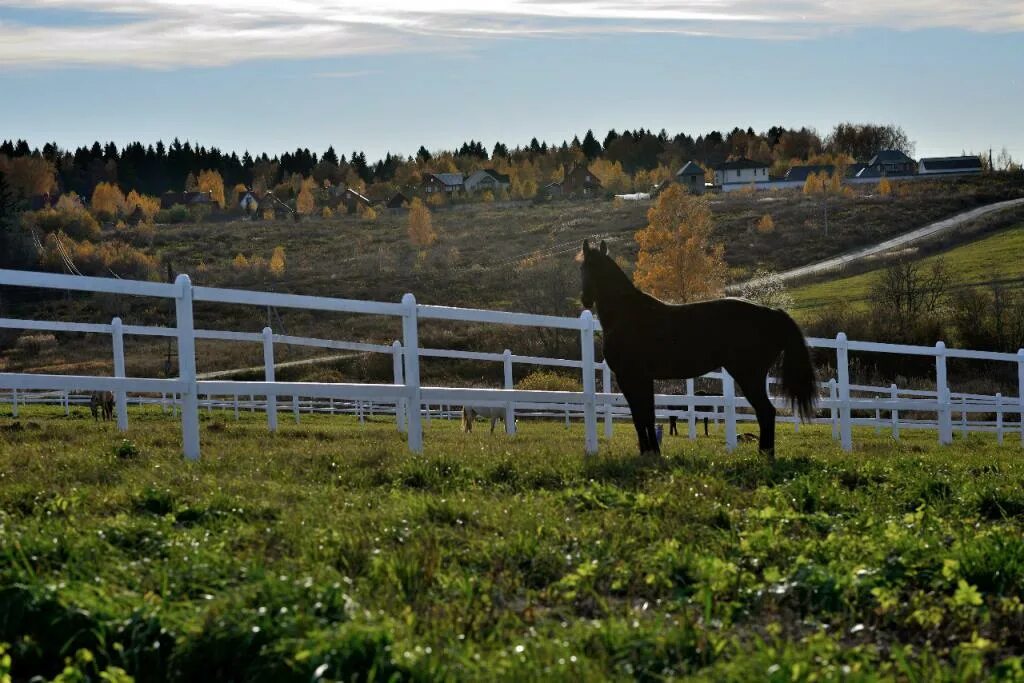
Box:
left=2, top=268, right=1023, bottom=459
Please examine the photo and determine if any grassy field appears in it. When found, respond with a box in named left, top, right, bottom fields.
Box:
left=790, top=222, right=1024, bottom=318
left=2, top=407, right=1024, bottom=680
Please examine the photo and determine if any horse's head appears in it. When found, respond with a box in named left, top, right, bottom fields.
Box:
left=579, top=238, right=608, bottom=310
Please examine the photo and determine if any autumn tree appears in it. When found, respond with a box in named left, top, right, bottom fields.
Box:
left=296, top=185, right=315, bottom=215
left=232, top=253, right=250, bottom=271
left=756, top=213, right=775, bottom=234
left=878, top=176, right=892, bottom=197
left=184, top=172, right=198, bottom=192
left=269, top=246, right=286, bottom=276
left=632, top=184, right=726, bottom=302
left=408, top=198, right=437, bottom=247
left=0, top=155, right=57, bottom=197
left=90, top=182, right=125, bottom=220
left=197, top=169, right=225, bottom=208
left=124, top=190, right=160, bottom=221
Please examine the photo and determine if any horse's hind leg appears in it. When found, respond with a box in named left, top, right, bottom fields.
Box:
left=620, top=374, right=657, bottom=455
left=734, top=371, right=777, bottom=459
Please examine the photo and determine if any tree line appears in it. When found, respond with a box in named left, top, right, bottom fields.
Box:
left=0, top=122, right=916, bottom=202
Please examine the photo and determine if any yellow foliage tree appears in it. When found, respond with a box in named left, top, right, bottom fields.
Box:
left=802, top=172, right=821, bottom=195
left=269, top=246, right=286, bottom=276
left=362, top=206, right=378, bottom=221
left=0, top=155, right=57, bottom=197
left=124, top=190, right=160, bottom=221
left=427, top=192, right=446, bottom=207
left=197, top=169, right=226, bottom=208
left=55, top=192, right=84, bottom=212
left=878, top=176, right=892, bottom=196
left=322, top=206, right=334, bottom=218
left=296, top=186, right=315, bottom=215
left=632, top=185, right=726, bottom=303
left=90, top=182, right=125, bottom=218
left=756, top=214, right=775, bottom=234
left=408, top=198, right=437, bottom=247
left=185, top=172, right=198, bottom=192
left=232, top=253, right=249, bottom=271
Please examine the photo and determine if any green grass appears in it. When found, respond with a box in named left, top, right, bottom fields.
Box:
left=3, top=406, right=1024, bottom=680
left=790, top=223, right=1024, bottom=318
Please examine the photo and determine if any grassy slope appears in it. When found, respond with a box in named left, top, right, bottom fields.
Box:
left=790, top=222, right=1024, bottom=318
left=3, top=174, right=1023, bottom=377
left=2, top=407, right=1024, bottom=680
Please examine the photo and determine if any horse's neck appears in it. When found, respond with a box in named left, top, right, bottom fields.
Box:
left=597, top=275, right=649, bottom=330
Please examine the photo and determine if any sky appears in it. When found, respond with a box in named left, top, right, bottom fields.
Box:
left=0, top=1, right=1021, bottom=162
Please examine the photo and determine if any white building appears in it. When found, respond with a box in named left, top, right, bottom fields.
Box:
left=464, top=169, right=511, bottom=194
left=713, top=157, right=771, bottom=186
left=918, top=156, right=983, bottom=175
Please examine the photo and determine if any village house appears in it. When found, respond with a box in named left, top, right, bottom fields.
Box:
left=463, top=169, right=511, bottom=194
left=422, top=172, right=464, bottom=195
left=385, top=192, right=410, bottom=209
left=238, top=190, right=259, bottom=213
left=918, top=156, right=983, bottom=175
left=160, top=190, right=216, bottom=210
left=856, top=150, right=917, bottom=177
left=257, top=192, right=290, bottom=220
left=784, top=164, right=835, bottom=182
left=674, top=161, right=706, bottom=194
left=561, top=164, right=602, bottom=197
left=712, top=157, right=771, bottom=187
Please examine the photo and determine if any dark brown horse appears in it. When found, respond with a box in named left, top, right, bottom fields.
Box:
left=579, top=239, right=816, bottom=458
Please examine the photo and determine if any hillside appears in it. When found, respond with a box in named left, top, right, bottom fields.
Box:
left=790, top=221, right=1024, bottom=318
left=3, top=174, right=1024, bottom=379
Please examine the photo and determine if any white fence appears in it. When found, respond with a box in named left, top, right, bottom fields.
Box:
left=1, top=268, right=1023, bottom=459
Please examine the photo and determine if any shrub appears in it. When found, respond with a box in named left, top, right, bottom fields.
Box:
left=25, top=207, right=100, bottom=241
left=517, top=370, right=582, bottom=392
left=756, top=213, right=775, bottom=233
left=231, top=254, right=249, bottom=271
left=878, top=177, right=892, bottom=196
left=269, top=246, right=286, bottom=276
left=155, top=204, right=190, bottom=224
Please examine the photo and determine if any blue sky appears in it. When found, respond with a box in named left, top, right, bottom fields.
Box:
left=0, top=1, right=1021, bottom=162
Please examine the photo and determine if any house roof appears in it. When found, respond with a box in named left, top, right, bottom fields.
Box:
left=427, top=172, right=464, bottom=187
left=919, top=156, right=983, bottom=171
left=867, top=149, right=915, bottom=166
left=675, top=161, right=704, bottom=177
left=846, top=163, right=868, bottom=177
left=784, top=165, right=835, bottom=182
left=714, top=157, right=769, bottom=171
left=343, top=188, right=371, bottom=204
left=482, top=169, right=511, bottom=184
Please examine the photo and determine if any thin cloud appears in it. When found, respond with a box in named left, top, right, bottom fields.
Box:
left=0, top=1, right=1020, bottom=68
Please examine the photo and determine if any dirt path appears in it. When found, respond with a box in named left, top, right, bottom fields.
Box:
left=731, top=197, right=1024, bottom=290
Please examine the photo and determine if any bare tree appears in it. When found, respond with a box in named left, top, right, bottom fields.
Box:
left=870, top=258, right=949, bottom=339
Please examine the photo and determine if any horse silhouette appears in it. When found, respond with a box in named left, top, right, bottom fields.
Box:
left=579, top=239, right=816, bottom=458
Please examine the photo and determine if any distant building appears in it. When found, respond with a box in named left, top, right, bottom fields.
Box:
left=422, top=173, right=465, bottom=195
left=784, top=165, right=835, bottom=182
left=856, top=150, right=917, bottom=177
left=674, top=161, right=705, bottom=194
left=257, top=192, right=290, bottom=220
left=385, top=192, right=410, bottom=209
left=161, top=190, right=216, bottom=209
left=464, top=169, right=511, bottom=194
left=712, top=157, right=770, bottom=186
left=238, top=190, right=259, bottom=213
left=561, top=164, right=602, bottom=197
left=918, top=156, right=983, bottom=175
left=542, top=182, right=563, bottom=199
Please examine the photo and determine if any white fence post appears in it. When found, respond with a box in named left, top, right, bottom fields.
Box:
left=686, top=377, right=696, bottom=440
left=722, top=369, right=737, bottom=452
left=392, top=341, right=406, bottom=433
left=1018, top=349, right=1024, bottom=447
left=503, top=349, right=516, bottom=435
left=63, top=391, right=69, bottom=417
left=262, top=326, right=277, bottom=433
left=936, top=341, right=952, bottom=445
left=580, top=310, right=598, bottom=456
left=602, top=362, right=613, bottom=440
left=233, top=394, right=239, bottom=420
left=401, top=294, right=423, bottom=454
left=996, top=393, right=1004, bottom=445
left=10, top=388, right=16, bottom=418
left=174, top=274, right=200, bottom=460
left=960, top=396, right=968, bottom=438
left=890, top=383, right=900, bottom=440
left=111, top=316, right=129, bottom=431
left=292, top=394, right=300, bottom=424
left=829, top=379, right=838, bottom=440
left=836, top=333, right=852, bottom=452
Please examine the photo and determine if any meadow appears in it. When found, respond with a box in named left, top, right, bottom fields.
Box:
left=790, top=221, right=1024, bottom=318
left=2, top=406, right=1024, bottom=681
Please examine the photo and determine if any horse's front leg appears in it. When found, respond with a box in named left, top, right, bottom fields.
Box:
left=619, top=373, right=656, bottom=455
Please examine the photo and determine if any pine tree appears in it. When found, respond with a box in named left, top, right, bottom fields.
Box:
left=581, top=130, right=602, bottom=159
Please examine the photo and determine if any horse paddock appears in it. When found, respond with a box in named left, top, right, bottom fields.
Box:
left=1, top=405, right=1023, bottom=680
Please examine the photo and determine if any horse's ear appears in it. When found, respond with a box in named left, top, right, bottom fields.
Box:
left=582, top=239, right=590, bottom=253
left=599, top=240, right=608, bottom=255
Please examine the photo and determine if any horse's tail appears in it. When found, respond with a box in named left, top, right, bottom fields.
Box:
left=776, top=310, right=817, bottom=422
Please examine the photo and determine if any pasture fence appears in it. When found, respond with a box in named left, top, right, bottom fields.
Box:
left=1, top=267, right=1023, bottom=459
